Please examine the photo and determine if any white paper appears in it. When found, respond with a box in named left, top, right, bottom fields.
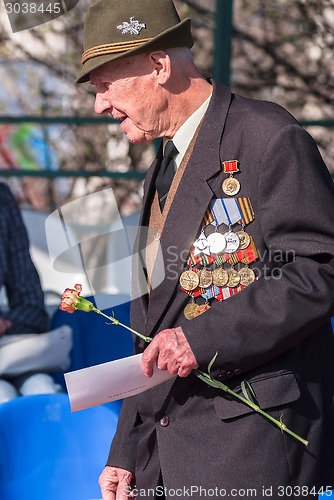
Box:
left=64, top=354, right=175, bottom=412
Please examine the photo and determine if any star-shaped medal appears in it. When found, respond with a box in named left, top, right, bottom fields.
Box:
left=193, top=233, right=211, bottom=256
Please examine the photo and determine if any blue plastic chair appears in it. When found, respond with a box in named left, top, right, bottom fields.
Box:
left=0, top=393, right=120, bottom=500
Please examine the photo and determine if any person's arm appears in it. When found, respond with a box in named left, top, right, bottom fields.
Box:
left=99, top=394, right=141, bottom=498
left=0, top=185, right=48, bottom=334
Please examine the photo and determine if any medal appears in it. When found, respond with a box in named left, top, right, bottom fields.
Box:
left=193, top=303, right=211, bottom=318
left=239, top=266, right=256, bottom=286
left=212, top=267, right=229, bottom=287
left=222, top=160, right=240, bottom=196
left=222, top=177, right=240, bottom=196
left=226, top=268, right=240, bottom=287
left=224, top=231, right=240, bottom=254
left=198, top=269, right=213, bottom=288
left=179, top=270, right=199, bottom=291
left=184, top=301, right=198, bottom=320
left=207, top=232, right=226, bottom=254
left=236, top=230, right=251, bottom=250
left=193, top=233, right=211, bottom=257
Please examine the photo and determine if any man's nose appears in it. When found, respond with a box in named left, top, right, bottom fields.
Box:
left=94, top=93, right=111, bottom=114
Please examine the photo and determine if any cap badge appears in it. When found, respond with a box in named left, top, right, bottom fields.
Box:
left=117, top=17, right=146, bottom=36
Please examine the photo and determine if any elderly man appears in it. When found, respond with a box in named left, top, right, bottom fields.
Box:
left=77, top=1, right=334, bottom=499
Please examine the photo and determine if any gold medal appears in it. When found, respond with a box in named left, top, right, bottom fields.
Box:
left=226, top=268, right=240, bottom=287
left=222, top=160, right=240, bottom=196
left=236, top=230, right=251, bottom=250
left=193, top=303, right=211, bottom=317
left=184, top=302, right=198, bottom=320
left=198, top=269, right=213, bottom=288
left=222, top=177, right=240, bottom=196
left=179, top=270, right=199, bottom=291
left=212, top=267, right=229, bottom=287
left=239, top=267, right=256, bottom=286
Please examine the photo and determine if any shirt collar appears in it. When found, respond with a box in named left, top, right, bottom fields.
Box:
left=163, top=93, right=212, bottom=169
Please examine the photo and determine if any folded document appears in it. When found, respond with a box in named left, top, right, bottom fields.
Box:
left=64, top=353, right=175, bottom=412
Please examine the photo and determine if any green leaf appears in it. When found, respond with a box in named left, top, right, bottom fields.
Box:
left=207, top=352, right=218, bottom=377
left=241, top=380, right=258, bottom=404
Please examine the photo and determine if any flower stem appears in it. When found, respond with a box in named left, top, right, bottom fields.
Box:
left=194, top=368, right=308, bottom=447
left=92, top=307, right=152, bottom=344
left=90, top=307, right=308, bottom=447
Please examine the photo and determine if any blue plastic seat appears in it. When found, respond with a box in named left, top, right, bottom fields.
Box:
left=0, top=393, right=120, bottom=500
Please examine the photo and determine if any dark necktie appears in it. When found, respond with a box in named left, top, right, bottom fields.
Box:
left=155, top=140, right=178, bottom=210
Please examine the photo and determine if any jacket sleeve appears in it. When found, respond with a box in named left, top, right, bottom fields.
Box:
left=106, top=394, right=141, bottom=472
left=180, top=124, right=334, bottom=375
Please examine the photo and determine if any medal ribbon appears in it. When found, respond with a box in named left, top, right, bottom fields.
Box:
left=210, top=198, right=242, bottom=226
left=201, top=285, right=219, bottom=301
left=224, top=237, right=259, bottom=265
left=181, top=286, right=205, bottom=298
left=215, top=284, right=245, bottom=302
left=236, top=197, right=255, bottom=225
left=187, top=251, right=215, bottom=267
left=223, top=160, right=239, bottom=173
left=202, top=206, right=214, bottom=226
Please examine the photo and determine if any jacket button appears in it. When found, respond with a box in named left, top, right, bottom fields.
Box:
left=234, top=369, right=242, bottom=376
left=226, top=371, right=234, bottom=378
left=217, top=372, right=227, bottom=381
left=160, top=416, right=170, bottom=427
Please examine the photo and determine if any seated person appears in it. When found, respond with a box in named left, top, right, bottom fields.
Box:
left=0, top=182, right=60, bottom=403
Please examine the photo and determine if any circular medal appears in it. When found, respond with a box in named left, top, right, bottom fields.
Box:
left=193, top=303, right=211, bottom=318
left=179, top=270, right=199, bottom=292
left=198, top=269, right=213, bottom=288
left=239, top=267, right=256, bottom=286
left=207, top=232, right=226, bottom=254
left=222, top=177, right=240, bottom=196
left=212, top=267, right=229, bottom=287
left=184, top=302, right=197, bottom=320
left=224, top=231, right=240, bottom=254
left=226, top=269, right=241, bottom=288
left=236, top=230, right=251, bottom=250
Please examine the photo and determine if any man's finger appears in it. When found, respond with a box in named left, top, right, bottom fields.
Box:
left=142, top=342, right=160, bottom=377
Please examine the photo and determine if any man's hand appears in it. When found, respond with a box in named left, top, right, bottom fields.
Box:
left=142, top=326, right=199, bottom=378
left=99, top=466, right=135, bottom=499
left=0, top=318, right=11, bottom=336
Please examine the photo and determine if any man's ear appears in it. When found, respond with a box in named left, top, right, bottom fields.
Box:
left=149, top=51, right=171, bottom=84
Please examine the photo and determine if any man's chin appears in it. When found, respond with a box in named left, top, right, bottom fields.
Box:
left=122, top=125, right=153, bottom=144
left=121, top=122, right=142, bottom=143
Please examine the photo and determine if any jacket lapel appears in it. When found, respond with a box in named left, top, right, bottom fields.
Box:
left=145, top=83, right=232, bottom=335
left=130, top=144, right=164, bottom=333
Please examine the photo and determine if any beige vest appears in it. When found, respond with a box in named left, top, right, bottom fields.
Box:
left=146, top=125, right=202, bottom=290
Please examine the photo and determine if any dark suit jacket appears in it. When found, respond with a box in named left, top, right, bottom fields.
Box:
left=107, top=82, right=334, bottom=499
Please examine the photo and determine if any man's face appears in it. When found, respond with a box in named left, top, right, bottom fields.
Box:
left=90, top=54, right=166, bottom=144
